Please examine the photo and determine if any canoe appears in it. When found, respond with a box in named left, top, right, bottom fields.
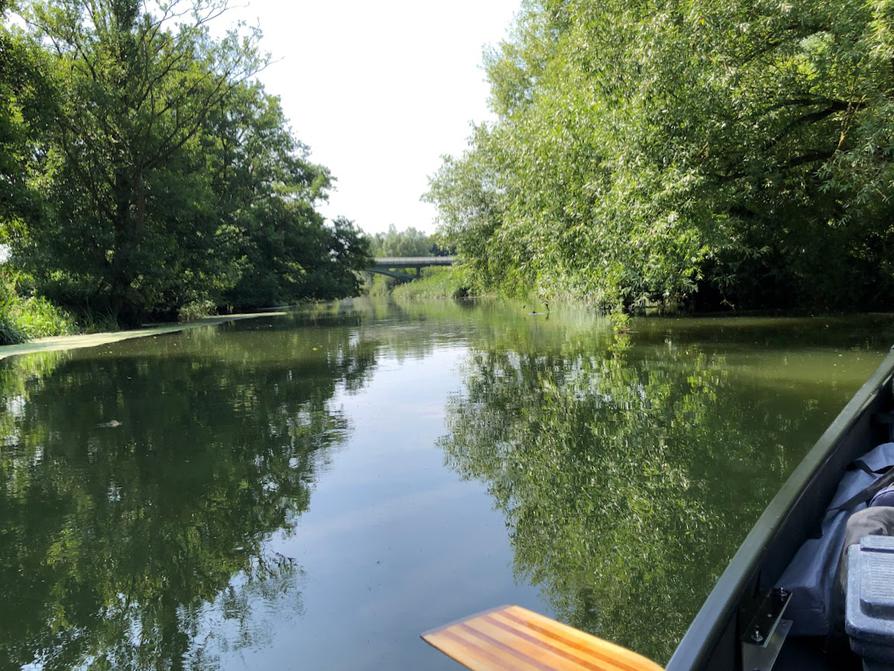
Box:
left=666, top=347, right=894, bottom=670
left=424, top=347, right=894, bottom=671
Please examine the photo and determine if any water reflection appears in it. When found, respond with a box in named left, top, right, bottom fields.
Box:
left=1, top=302, right=892, bottom=669
left=0, top=325, right=376, bottom=670
left=439, top=333, right=844, bottom=662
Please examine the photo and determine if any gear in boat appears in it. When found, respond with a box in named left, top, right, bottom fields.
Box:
left=421, top=348, right=894, bottom=671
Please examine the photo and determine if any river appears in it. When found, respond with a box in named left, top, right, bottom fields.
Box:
left=2, top=299, right=893, bottom=669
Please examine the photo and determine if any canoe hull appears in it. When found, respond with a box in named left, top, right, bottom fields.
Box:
left=668, top=349, right=894, bottom=671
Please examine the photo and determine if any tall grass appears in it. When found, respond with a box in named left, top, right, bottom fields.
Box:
left=391, top=267, right=471, bottom=301
left=0, top=271, right=77, bottom=345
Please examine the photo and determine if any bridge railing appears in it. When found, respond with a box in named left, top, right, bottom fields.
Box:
left=370, top=256, right=455, bottom=268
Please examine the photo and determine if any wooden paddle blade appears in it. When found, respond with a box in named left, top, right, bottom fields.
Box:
left=421, top=605, right=664, bottom=671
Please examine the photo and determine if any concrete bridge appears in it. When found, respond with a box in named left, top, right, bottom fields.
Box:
left=367, top=256, right=455, bottom=282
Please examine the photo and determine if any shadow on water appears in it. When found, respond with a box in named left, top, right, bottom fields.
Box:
left=0, top=323, right=377, bottom=670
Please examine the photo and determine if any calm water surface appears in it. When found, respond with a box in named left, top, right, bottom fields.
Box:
left=2, top=300, right=894, bottom=669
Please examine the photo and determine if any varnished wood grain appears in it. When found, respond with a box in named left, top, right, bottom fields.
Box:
left=422, top=605, right=664, bottom=671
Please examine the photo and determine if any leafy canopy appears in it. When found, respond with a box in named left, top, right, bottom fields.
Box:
left=1, top=0, right=370, bottom=325
left=428, top=0, right=894, bottom=311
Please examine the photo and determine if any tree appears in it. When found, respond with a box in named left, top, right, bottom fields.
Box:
left=0, top=0, right=53, bottom=234
left=10, top=0, right=266, bottom=322
left=428, top=0, right=894, bottom=312
left=200, top=83, right=369, bottom=308
left=4, top=0, right=370, bottom=325
left=368, top=224, right=437, bottom=257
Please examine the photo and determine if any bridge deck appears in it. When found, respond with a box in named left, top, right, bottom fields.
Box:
left=371, top=256, right=454, bottom=268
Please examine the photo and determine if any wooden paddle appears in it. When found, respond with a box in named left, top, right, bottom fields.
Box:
left=422, top=605, right=664, bottom=671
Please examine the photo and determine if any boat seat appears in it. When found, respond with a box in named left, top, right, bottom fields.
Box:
left=778, top=441, right=894, bottom=636
left=422, top=605, right=664, bottom=671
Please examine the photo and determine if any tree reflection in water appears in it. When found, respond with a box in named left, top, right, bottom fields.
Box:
left=439, top=335, right=797, bottom=662
left=0, top=302, right=876, bottom=669
left=0, top=323, right=377, bottom=670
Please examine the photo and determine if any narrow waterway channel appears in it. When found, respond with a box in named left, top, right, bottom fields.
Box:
left=2, top=300, right=894, bottom=669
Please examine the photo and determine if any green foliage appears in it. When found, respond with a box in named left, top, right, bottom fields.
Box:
left=428, top=0, right=894, bottom=312
left=1, top=0, right=370, bottom=329
left=0, top=312, right=23, bottom=345
left=0, top=321, right=19, bottom=345
left=0, top=271, right=21, bottom=344
left=368, top=224, right=448, bottom=257
left=0, top=2, right=53, bottom=245
left=0, top=269, right=75, bottom=342
left=391, top=266, right=471, bottom=301
left=8, top=294, right=75, bottom=338
left=177, top=298, right=216, bottom=322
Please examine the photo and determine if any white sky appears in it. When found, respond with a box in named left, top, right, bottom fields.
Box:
left=222, top=0, right=521, bottom=234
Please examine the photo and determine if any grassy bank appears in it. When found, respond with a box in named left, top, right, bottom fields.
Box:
left=0, top=270, right=126, bottom=345
left=0, top=275, right=77, bottom=345
left=391, top=267, right=471, bottom=301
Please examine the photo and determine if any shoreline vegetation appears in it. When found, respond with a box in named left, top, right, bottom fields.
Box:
left=0, top=0, right=369, bottom=345
left=7, top=0, right=894, bottom=347
left=425, top=1, right=894, bottom=316
left=390, top=267, right=470, bottom=301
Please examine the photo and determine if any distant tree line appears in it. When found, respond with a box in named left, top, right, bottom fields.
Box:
left=0, top=0, right=369, bottom=327
left=427, top=0, right=894, bottom=313
left=367, top=224, right=451, bottom=258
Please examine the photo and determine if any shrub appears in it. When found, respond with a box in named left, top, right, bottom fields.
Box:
left=0, top=298, right=75, bottom=344
left=0, top=270, right=75, bottom=343
left=0, top=314, right=24, bottom=345
left=178, top=299, right=216, bottom=323
left=391, top=267, right=472, bottom=301
left=10, top=296, right=77, bottom=339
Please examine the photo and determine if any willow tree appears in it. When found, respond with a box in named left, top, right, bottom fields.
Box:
left=429, top=0, right=894, bottom=311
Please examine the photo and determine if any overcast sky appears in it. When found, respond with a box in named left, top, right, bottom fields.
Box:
left=221, top=0, right=521, bottom=234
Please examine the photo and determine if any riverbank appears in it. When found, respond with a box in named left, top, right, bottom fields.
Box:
left=391, top=266, right=471, bottom=300
left=0, top=283, right=80, bottom=345
left=0, top=311, right=286, bottom=361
